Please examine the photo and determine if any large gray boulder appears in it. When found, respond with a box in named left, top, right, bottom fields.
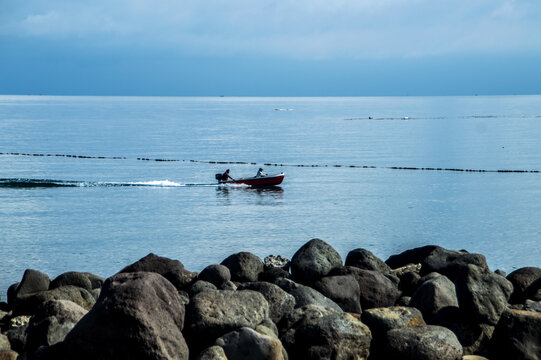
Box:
left=385, top=245, right=440, bottom=269
left=215, top=327, right=287, bottom=360
left=332, top=267, right=400, bottom=309
left=345, top=248, right=391, bottom=273
left=313, top=275, right=361, bottom=313
left=14, top=286, right=95, bottom=315
left=384, top=325, right=463, bottom=360
left=198, top=265, right=231, bottom=288
left=288, top=312, right=372, bottom=359
left=290, top=239, right=343, bottom=284
left=274, top=278, right=342, bottom=313
left=237, top=282, right=296, bottom=323
left=421, top=248, right=488, bottom=279
left=118, top=253, right=196, bottom=291
left=506, top=267, right=541, bottom=304
left=14, top=269, right=50, bottom=300
left=490, top=309, right=541, bottom=360
left=49, top=272, right=92, bottom=292
left=26, top=299, right=87, bottom=355
left=51, top=272, right=189, bottom=360
left=361, top=306, right=425, bottom=359
left=455, top=265, right=513, bottom=325
left=221, top=252, right=264, bottom=282
left=185, top=290, right=270, bottom=351
left=410, top=273, right=459, bottom=322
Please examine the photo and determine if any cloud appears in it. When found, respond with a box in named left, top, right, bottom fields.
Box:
left=2, top=0, right=541, bottom=59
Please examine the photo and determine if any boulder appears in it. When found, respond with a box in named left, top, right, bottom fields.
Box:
left=506, top=267, right=541, bottom=304
left=288, top=311, right=372, bottom=359
left=14, top=269, right=50, bottom=299
left=6, top=283, right=19, bottom=309
left=410, top=274, right=459, bottom=322
left=421, top=248, right=488, bottom=279
left=54, top=272, right=188, bottom=360
left=331, top=267, right=400, bottom=309
left=198, top=265, right=231, bottom=288
left=290, top=239, right=343, bottom=284
left=4, top=318, right=28, bottom=355
left=361, top=306, right=425, bottom=335
left=26, top=299, right=87, bottom=355
left=361, top=306, right=425, bottom=359
left=455, top=265, right=513, bottom=325
left=14, top=286, right=95, bottom=315
left=49, top=272, right=92, bottom=291
left=237, top=282, right=295, bottom=323
left=274, top=278, right=342, bottom=313
left=385, top=245, right=440, bottom=269
left=195, top=346, right=227, bottom=360
left=313, top=275, right=361, bottom=313
left=215, top=327, right=287, bottom=360
left=490, top=309, right=541, bottom=360
left=221, top=252, right=264, bottom=283
left=189, top=280, right=218, bottom=297
left=524, top=277, right=541, bottom=302
left=345, top=248, right=391, bottom=273
left=525, top=299, right=541, bottom=313
left=384, top=325, right=463, bottom=360
left=118, top=253, right=195, bottom=291
left=185, top=290, right=269, bottom=351
left=430, top=306, right=494, bottom=356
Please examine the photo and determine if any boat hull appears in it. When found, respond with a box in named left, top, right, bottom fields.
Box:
left=220, top=173, right=284, bottom=187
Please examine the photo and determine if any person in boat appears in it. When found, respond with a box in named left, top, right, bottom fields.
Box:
left=256, top=168, right=266, bottom=177
left=221, top=169, right=231, bottom=182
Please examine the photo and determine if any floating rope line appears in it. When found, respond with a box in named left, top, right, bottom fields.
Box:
left=1, top=152, right=539, bottom=174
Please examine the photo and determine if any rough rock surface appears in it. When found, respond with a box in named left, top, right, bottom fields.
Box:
left=345, top=248, right=391, bottom=273
left=524, top=277, right=541, bottom=302
left=384, top=325, right=463, bottom=360
left=52, top=272, right=189, bottom=360
left=185, top=289, right=269, bottom=350
left=215, top=327, right=287, bottom=360
left=198, top=265, right=231, bottom=288
left=385, top=245, right=440, bottom=269
left=288, top=311, right=372, bottom=359
left=14, top=270, right=50, bottom=300
left=454, top=265, right=513, bottom=325
left=490, top=309, right=541, bottom=360
left=410, top=274, right=459, bottom=321
left=313, top=275, right=361, bottom=313
left=237, top=282, right=296, bottom=323
left=49, top=272, right=92, bottom=291
left=506, top=267, right=541, bottom=304
left=290, top=239, right=343, bottom=284
left=221, top=252, right=264, bottom=283
left=421, top=248, right=488, bottom=279
left=195, top=346, right=227, bottom=360
left=332, top=266, right=400, bottom=309
left=14, top=286, right=95, bottom=315
left=274, top=278, right=342, bottom=313
left=26, top=299, right=87, bottom=354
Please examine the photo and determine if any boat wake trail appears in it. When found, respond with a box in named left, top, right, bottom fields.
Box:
left=0, top=178, right=219, bottom=188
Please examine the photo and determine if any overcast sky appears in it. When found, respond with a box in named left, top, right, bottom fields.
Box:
left=1, top=0, right=540, bottom=96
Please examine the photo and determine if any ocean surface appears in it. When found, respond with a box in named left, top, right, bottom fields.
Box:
left=1, top=95, right=540, bottom=296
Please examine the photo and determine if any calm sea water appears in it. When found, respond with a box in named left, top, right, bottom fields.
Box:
left=1, top=95, right=540, bottom=296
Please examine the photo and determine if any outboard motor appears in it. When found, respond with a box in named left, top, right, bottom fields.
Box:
left=215, top=173, right=223, bottom=181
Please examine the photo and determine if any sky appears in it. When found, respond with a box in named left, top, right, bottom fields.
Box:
left=1, top=0, right=541, bottom=96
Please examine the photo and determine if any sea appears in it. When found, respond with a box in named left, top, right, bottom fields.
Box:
left=1, top=95, right=540, bottom=296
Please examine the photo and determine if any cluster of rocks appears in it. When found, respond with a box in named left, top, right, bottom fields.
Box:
left=0, top=239, right=540, bottom=360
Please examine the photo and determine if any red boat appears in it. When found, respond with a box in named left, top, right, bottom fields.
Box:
left=217, top=173, right=285, bottom=187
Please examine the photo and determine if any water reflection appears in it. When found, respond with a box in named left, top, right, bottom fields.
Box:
left=216, top=186, right=284, bottom=205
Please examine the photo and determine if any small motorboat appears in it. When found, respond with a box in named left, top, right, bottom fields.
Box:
left=216, top=172, right=285, bottom=187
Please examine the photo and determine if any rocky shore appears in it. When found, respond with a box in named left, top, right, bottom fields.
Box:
left=0, top=239, right=540, bottom=360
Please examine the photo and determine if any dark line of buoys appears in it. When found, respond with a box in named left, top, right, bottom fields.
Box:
left=1, top=152, right=539, bottom=174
